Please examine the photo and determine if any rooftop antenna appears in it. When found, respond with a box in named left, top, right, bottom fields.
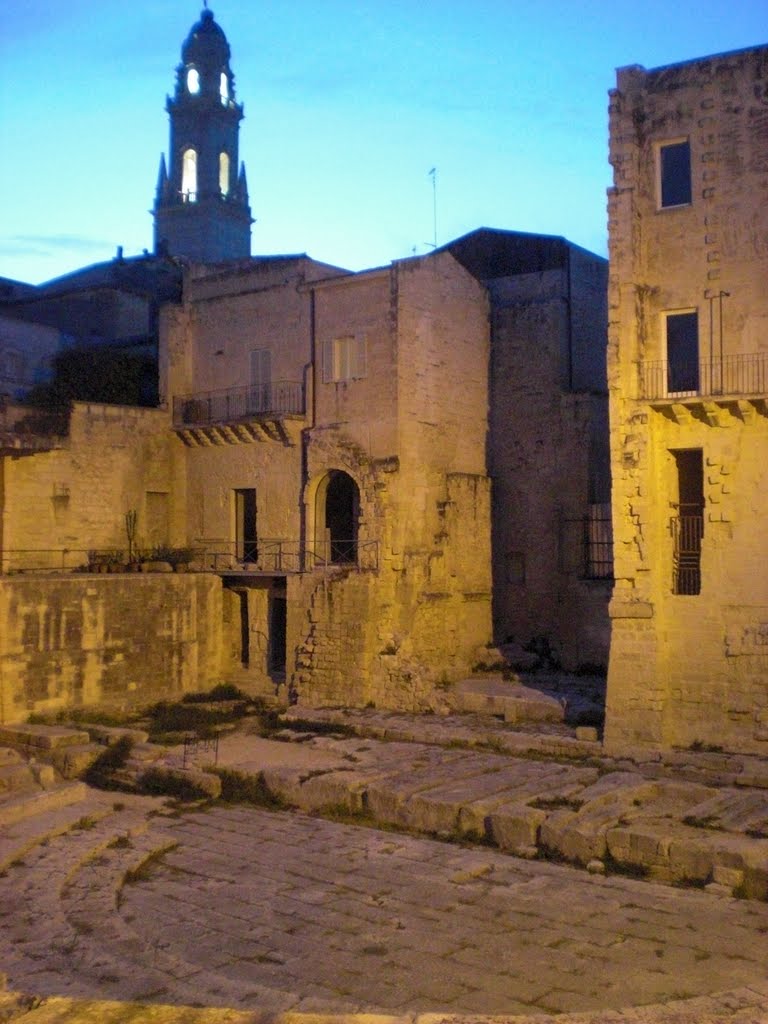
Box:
left=427, top=167, right=438, bottom=250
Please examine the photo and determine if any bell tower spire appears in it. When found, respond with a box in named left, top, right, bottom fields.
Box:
left=153, top=8, right=252, bottom=263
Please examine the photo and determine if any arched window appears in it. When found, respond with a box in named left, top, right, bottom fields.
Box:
left=314, top=470, right=359, bottom=565
left=220, top=72, right=229, bottom=103
left=219, top=152, right=230, bottom=197
left=181, top=148, right=197, bottom=201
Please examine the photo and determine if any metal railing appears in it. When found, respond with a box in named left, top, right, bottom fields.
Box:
left=640, top=352, right=768, bottom=400
left=173, top=381, right=305, bottom=428
left=0, top=539, right=380, bottom=576
left=196, top=538, right=379, bottom=574
left=671, top=510, right=703, bottom=595
left=559, top=505, right=614, bottom=580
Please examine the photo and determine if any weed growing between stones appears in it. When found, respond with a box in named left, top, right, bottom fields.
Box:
left=72, top=815, right=98, bottom=830
left=529, top=796, right=584, bottom=811
left=213, top=768, right=288, bottom=810
left=107, top=835, right=132, bottom=850
left=122, top=843, right=179, bottom=887
left=682, top=814, right=725, bottom=831
left=601, top=850, right=650, bottom=880
left=140, top=767, right=215, bottom=802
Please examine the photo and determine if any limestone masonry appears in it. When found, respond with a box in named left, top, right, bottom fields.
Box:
left=2, top=13, right=767, bottom=757
left=605, top=44, right=768, bottom=754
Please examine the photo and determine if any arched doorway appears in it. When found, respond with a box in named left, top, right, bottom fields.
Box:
left=316, top=470, right=359, bottom=565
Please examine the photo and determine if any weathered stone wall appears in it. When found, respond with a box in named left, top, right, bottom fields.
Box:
left=289, top=254, right=493, bottom=708
left=487, top=268, right=611, bottom=669
left=605, top=46, right=768, bottom=754
left=2, top=403, right=184, bottom=567
left=0, top=573, right=222, bottom=723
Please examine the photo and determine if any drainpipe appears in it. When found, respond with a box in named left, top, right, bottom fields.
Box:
left=299, top=288, right=317, bottom=570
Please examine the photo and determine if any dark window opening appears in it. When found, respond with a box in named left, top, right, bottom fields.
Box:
left=269, top=595, right=287, bottom=678
left=235, top=488, right=258, bottom=562
left=325, top=471, right=359, bottom=564
left=666, top=311, right=699, bottom=394
left=672, top=449, right=704, bottom=596
left=660, top=140, right=692, bottom=208
left=238, top=591, right=250, bottom=667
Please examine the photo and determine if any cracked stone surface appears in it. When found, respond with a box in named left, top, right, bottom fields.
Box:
left=1, top=799, right=767, bottom=1020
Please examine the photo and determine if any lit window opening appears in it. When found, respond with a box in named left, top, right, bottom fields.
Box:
left=181, top=148, right=197, bottom=201
left=219, top=152, right=230, bottom=197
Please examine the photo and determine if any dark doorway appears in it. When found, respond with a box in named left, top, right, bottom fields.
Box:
left=269, top=595, right=287, bottom=678
left=672, top=449, right=704, bottom=595
left=325, top=471, right=359, bottom=564
left=238, top=591, right=250, bottom=667
left=235, top=488, right=258, bottom=562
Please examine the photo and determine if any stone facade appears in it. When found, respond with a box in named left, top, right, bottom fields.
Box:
left=447, top=230, right=611, bottom=669
left=165, top=250, right=493, bottom=709
left=1, top=403, right=183, bottom=570
left=0, top=574, right=221, bottom=722
left=604, top=45, right=768, bottom=754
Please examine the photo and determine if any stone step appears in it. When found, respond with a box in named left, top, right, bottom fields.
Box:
left=0, top=785, right=101, bottom=863
left=0, top=723, right=91, bottom=753
left=453, top=675, right=565, bottom=723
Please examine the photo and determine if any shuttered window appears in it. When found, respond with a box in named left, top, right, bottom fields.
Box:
left=322, top=335, right=367, bottom=382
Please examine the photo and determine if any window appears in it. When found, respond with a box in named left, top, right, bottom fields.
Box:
left=219, top=152, right=230, bottom=197
left=220, top=72, right=229, bottom=103
left=658, top=140, right=691, bottom=208
left=181, top=148, right=197, bottom=201
left=665, top=310, right=699, bottom=394
left=249, top=348, right=271, bottom=412
left=671, top=449, right=704, bottom=595
left=323, top=334, right=367, bottom=383
left=186, top=67, right=200, bottom=94
left=234, top=488, right=258, bottom=562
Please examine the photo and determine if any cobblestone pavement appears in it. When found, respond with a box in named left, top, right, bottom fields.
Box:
left=1, top=800, right=767, bottom=1020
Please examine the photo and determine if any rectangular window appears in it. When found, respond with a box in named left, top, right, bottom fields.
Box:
left=323, top=334, right=367, bottom=382
left=234, top=488, right=258, bottom=562
left=249, top=348, right=271, bottom=412
left=665, top=310, right=699, bottom=395
left=659, top=140, right=692, bottom=208
left=671, top=449, right=704, bottom=595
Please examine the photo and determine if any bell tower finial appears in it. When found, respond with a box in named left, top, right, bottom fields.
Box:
left=152, top=8, right=252, bottom=262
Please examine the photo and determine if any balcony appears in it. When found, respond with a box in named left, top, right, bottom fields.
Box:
left=172, top=381, right=304, bottom=446
left=641, top=351, right=766, bottom=402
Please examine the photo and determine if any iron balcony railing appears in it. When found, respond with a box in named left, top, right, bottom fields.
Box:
left=640, top=352, right=768, bottom=400
left=198, top=539, right=379, bottom=574
left=671, top=508, right=703, bottom=596
left=0, top=539, right=379, bottom=576
left=173, top=381, right=305, bottom=428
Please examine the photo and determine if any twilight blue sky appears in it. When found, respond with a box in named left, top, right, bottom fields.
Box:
left=1, top=1, right=765, bottom=284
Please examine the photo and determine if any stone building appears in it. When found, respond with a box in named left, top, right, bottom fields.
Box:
left=0, top=7, right=610, bottom=722
left=604, top=45, right=768, bottom=754
left=163, top=250, right=493, bottom=707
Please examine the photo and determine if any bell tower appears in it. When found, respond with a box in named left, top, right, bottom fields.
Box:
left=153, top=7, right=252, bottom=262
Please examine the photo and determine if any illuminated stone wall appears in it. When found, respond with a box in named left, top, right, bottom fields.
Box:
left=604, top=46, right=768, bottom=754
left=165, top=251, right=493, bottom=708
left=2, top=403, right=184, bottom=569
left=0, top=573, right=222, bottom=724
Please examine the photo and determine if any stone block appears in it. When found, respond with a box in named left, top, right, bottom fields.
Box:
left=51, top=743, right=105, bottom=779
left=139, top=765, right=222, bottom=800
left=0, top=724, right=90, bottom=751
left=487, top=804, right=546, bottom=852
